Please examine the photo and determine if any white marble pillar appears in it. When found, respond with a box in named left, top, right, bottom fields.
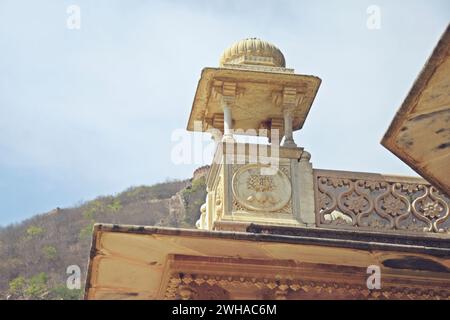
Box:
left=222, top=102, right=234, bottom=142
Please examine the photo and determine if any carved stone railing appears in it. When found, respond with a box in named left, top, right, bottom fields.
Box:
left=313, top=169, right=450, bottom=235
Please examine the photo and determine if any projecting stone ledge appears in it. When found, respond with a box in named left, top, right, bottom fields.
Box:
left=84, top=223, right=450, bottom=300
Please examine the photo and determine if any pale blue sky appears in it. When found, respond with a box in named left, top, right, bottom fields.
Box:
left=0, top=0, right=448, bottom=226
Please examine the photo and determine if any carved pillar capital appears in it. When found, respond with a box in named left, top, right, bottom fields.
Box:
left=221, top=95, right=236, bottom=107
left=281, top=87, right=298, bottom=106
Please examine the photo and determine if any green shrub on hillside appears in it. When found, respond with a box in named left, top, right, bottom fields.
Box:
left=26, top=226, right=44, bottom=238
left=79, top=220, right=96, bottom=240
left=51, top=286, right=82, bottom=300
left=8, top=276, right=26, bottom=296
left=42, top=245, right=57, bottom=260
left=25, top=273, right=48, bottom=299
left=9, top=272, right=49, bottom=299
left=82, top=200, right=106, bottom=220
left=107, top=198, right=122, bottom=213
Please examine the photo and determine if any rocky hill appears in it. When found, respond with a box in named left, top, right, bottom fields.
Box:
left=0, top=173, right=207, bottom=300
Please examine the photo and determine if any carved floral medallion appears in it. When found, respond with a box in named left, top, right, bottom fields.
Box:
left=232, top=164, right=291, bottom=212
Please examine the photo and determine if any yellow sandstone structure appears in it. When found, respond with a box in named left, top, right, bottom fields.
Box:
left=85, top=36, right=450, bottom=300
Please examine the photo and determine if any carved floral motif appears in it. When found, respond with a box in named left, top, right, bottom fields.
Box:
left=402, top=184, right=419, bottom=193
left=365, top=181, right=382, bottom=192
left=382, top=195, right=406, bottom=217
left=421, top=200, right=443, bottom=219
left=343, top=194, right=368, bottom=214
left=247, top=175, right=275, bottom=192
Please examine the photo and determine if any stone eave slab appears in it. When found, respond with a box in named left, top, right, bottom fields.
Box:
left=84, top=223, right=450, bottom=299
left=186, top=67, right=321, bottom=133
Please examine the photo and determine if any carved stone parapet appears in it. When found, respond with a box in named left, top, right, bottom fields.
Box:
left=314, top=169, right=450, bottom=235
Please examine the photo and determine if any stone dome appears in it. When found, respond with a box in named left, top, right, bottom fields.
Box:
left=219, top=38, right=286, bottom=68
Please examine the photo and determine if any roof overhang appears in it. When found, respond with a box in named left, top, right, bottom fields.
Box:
left=381, top=25, right=450, bottom=196
left=186, top=67, right=321, bottom=134
left=85, top=224, right=450, bottom=300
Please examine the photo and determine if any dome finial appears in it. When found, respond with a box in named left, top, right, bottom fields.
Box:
left=219, top=38, right=286, bottom=68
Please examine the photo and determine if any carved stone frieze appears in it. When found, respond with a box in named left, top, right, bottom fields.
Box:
left=163, top=272, right=450, bottom=300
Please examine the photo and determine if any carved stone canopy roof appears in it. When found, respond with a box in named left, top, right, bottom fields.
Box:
left=219, top=38, right=286, bottom=67
left=187, top=38, right=321, bottom=135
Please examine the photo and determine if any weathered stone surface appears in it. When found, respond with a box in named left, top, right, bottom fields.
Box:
left=85, top=224, right=450, bottom=300
left=382, top=25, right=450, bottom=196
